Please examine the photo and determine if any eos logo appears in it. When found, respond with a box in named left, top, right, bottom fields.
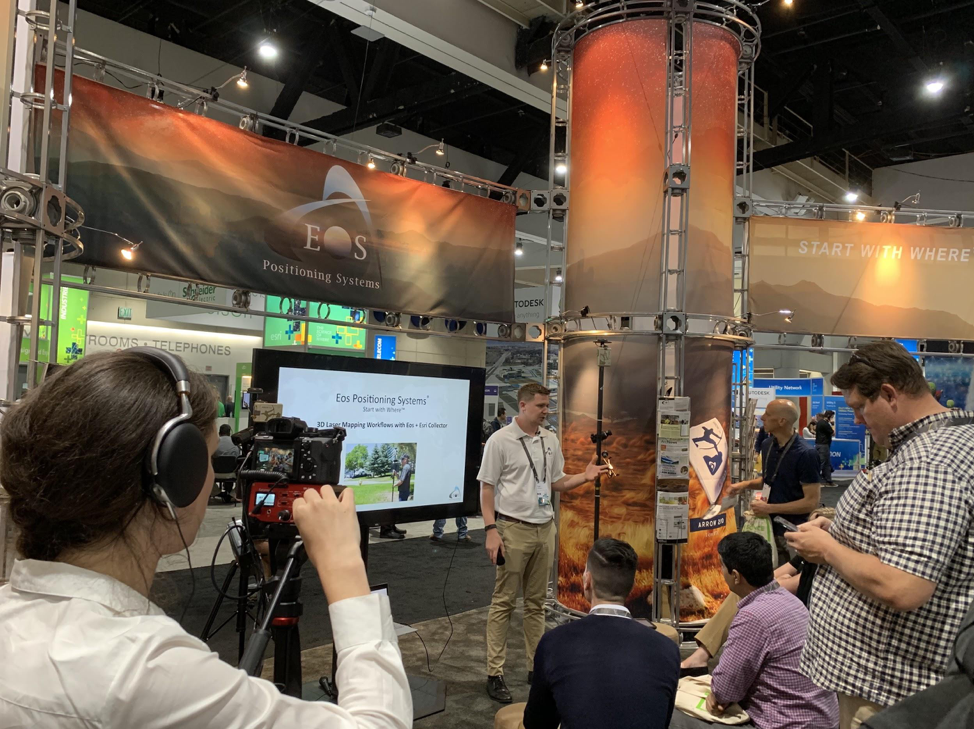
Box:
left=275, top=165, right=373, bottom=261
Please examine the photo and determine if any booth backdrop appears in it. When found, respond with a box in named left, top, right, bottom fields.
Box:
left=48, top=71, right=517, bottom=322
left=558, top=336, right=736, bottom=621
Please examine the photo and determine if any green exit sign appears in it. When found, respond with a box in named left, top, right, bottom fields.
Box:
left=117, top=307, right=132, bottom=320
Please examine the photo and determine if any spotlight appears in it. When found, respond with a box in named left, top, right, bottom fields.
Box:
left=436, top=140, right=446, bottom=156
left=540, top=60, right=549, bottom=72
left=778, top=309, right=793, bottom=315
left=844, top=191, right=859, bottom=203
left=784, top=312, right=796, bottom=324
left=497, top=323, right=512, bottom=338
left=410, top=315, right=432, bottom=331
left=367, top=154, right=376, bottom=170
left=474, top=322, right=487, bottom=337
left=555, top=162, right=568, bottom=175
left=236, top=69, right=249, bottom=89
left=576, top=0, right=584, bottom=7
left=925, top=78, right=945, bottom=95
left=554, top=268, right=563, bottom=283
left=855, top=210, right=866, bottom=222
left=783, top=0, right=793, bottom=5
left=446, top=319, right=467, bottom=333
left=515, top=241, right=524, bottom=257
left=258, top=39, right=278, bottom=60
left=120, top=241, right=140, bottom=261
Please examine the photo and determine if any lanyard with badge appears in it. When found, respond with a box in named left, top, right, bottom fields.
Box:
left=519, top=435, right=550, bottom=507
left=762, top=434, right=796, bottom=499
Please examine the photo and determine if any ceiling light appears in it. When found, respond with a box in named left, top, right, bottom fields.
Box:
left=236, top=69, right=249, bottom=89
left=554, top=269, right=563, bottom=283
left=515, top=241, right=524, bottom=257
left=540, top=60, right=549, bottom=71
left=576, top=1, right=584, bottom=7
left=555, top=162, right=568, bottom=175
left=783, top=0, right=793, bottom=5
left=925, top=78, right=945, bottom=95
left=258, top=40, right=278, bottom=60
left=367, top=154, right=376, bottom=170
left=435, top=140, right=446, bottom=156
left=778, top=309, right=793, bottom=315
left=844, top=191, right=858, bottom=203
left=855, top=210, right=866, bottom=222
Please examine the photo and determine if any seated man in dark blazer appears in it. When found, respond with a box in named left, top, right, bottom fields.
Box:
left=515, top=538, right=681, bottom=729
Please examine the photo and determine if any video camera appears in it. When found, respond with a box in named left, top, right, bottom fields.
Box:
left=240, top=416, right=346, bottom=534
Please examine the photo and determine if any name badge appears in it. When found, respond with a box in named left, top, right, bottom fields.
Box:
left=536, top=479, right=550, bottom=507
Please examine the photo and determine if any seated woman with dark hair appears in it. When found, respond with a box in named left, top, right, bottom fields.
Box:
left=0, top=349, right=411, bottom=729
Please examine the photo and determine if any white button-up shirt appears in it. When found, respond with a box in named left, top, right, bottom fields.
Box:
left=0, top=559, right=412, bottom=728
left=477, top=421, right=566, bottom=523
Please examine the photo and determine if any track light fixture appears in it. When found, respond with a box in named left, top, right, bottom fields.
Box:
left=554, top=269, right=563, bottom=283
left=436, top=140, right=446, bottom=156
left=855, top=211, right=866, bottom=222
left=367, top=154, right=376, bottom=170
left=515, top=241, right=524, bottom=257
left=120, top=241, right=140, bottom=261
left=236, top=68, right=249, bottom=89
left=540, top=60, right=549, bottom=71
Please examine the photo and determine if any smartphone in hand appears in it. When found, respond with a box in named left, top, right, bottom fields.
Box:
left=774, top=516, right=799, bottom=532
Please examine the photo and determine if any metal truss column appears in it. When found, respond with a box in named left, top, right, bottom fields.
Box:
left=653, top=0, right=694, bottom=629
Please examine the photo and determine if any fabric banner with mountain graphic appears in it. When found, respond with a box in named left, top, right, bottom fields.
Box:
left=749, top=217, right=974, bottom=340
left=51, top=71, right=516, bottom=322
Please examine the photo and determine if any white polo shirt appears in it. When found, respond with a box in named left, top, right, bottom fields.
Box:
left=477, top=420, right=566, bottom=523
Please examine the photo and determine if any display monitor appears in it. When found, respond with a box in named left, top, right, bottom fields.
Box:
left=250, top=349, right=485, bottom=524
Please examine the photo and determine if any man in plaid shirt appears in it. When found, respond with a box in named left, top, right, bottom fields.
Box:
left=787, top=341, right=974, bottom=729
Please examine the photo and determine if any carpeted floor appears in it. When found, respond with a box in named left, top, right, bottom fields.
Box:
left=152, top=528, right=497, bottom=663
left=152, top=486, right=851, bottom=727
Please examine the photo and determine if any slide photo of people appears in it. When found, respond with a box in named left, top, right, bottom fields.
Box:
left=342, top=443, right=418, bottom=504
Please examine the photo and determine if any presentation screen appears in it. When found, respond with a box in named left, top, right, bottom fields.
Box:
left=251, top=349, right=485, bottom=524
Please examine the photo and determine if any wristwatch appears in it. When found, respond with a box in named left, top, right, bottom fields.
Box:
left=485, top=524, right=497, bottom=532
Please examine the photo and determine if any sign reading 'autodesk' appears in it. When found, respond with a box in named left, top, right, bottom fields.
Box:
left=59, top=72, right=517, bottom=322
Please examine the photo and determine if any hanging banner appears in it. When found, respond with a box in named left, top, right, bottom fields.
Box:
left=52, top=72, right=516, bottom=322
left=749, top=217, right=974, bottom=340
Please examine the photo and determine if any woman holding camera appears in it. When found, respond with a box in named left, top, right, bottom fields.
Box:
left=0, top=349, right=411, bottom=728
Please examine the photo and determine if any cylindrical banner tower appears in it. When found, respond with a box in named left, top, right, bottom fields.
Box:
left=550, top=2, right=760, bottom=623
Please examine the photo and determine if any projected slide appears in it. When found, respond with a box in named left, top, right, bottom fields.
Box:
left=276, top=366, right=470, bottom=511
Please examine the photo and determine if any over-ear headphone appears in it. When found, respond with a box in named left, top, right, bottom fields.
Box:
left=129, top=347, right=210, bottom=510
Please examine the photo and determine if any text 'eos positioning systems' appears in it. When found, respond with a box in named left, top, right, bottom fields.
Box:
left=276, top=366, right=470, bottom=511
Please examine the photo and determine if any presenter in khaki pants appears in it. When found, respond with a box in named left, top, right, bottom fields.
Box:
left=479, top=382, right=608, bottom=704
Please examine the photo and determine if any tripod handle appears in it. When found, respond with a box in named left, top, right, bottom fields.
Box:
left=239, top=539, right=306, bottom=676
left=239, top=629, right=272, bottom=675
